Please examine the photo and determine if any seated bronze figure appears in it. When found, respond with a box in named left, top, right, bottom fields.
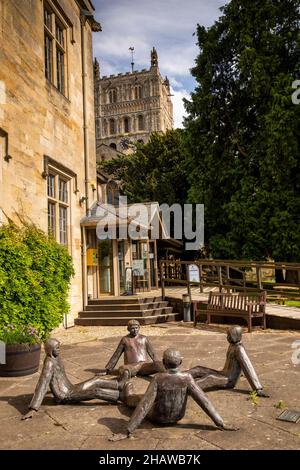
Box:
left=22, top=338, right=125, bottom=420
left=105, top=319, right=164, bottom=380
left=187, top=326, right=269, bottom=397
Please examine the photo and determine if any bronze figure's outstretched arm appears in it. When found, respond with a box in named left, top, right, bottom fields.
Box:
left=127, top=380, right=158, bottom=434
left=105, top=339, right=125, bottom=372
left=29, top=358, right=54, bottom=411
left=187, top=377, right=225, bottom=428
left=145, top=338, right=158, bottom=362
left=235, top=344, right=263, bottom=391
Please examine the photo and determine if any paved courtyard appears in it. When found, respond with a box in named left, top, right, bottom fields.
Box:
left=0, top=322, right=299, bottom=450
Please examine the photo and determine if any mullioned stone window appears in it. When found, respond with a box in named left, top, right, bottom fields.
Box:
left=44, top=1, right=67, bottom=96
left=44, top=156, right=78, bottom=248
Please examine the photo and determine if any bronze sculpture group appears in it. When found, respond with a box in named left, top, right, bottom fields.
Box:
left=22, top=320, right=269, bottom=441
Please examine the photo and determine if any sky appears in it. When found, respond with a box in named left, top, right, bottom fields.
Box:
left=92, top=0, right=227, bottom=128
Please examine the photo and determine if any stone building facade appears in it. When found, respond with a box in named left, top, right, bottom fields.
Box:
left=94, top=48, right=173, bottom=153
left=0, top=0, right=100, bottom=324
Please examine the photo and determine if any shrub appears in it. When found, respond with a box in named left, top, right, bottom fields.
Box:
left=0, top=223, right=74, bottom=341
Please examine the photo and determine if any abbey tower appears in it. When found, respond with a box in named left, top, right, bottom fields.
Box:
left=94, top=48, right=173, bottom=153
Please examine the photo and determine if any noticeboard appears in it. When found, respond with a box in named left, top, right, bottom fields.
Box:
left=188, top=264, right=200, bottom=283
left=132, top=259, right=144, bottom=276
left=87, top=248, right=98, bottom=267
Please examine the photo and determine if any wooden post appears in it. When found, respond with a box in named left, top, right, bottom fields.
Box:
left=186, top=263, right=191, bottom=300
left=218, top=265, right=223, bottom=292
left=256, top=265, right=263, bottom=290
left=160, top=261, right=165, bottom=300
left=154, top=241, right=159, bottom=289
left=226, top=265, right=230, bottom=283
left=198, top=262, right=203, bottom=293
left=226, top=265, right=231, bottom=292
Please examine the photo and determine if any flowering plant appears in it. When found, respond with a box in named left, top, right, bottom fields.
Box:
left=0, top=325, right=41, bottom=345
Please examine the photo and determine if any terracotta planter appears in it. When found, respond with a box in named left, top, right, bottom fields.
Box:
left=0, top=343, right=41, bottom=377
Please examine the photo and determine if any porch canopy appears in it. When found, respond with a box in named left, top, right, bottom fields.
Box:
left=80, top=201, right=170, bottom=240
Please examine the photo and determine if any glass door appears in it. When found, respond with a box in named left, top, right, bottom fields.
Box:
left=118, top=241, right=126, bottom=295
left=98, top=240, right=113, bottom=295
left=132, top=241, right=150, bottom=292
left=149, top=241, right=157, bottom=288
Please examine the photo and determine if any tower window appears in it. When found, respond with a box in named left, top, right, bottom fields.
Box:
left=124, top=117, right=130, bottom=133
left=138, top=115, right=144, bottom=131
left=109, top=119, right=116, bottom=135
left=109, top=143, right=117, bottom=150
left=109, top=89, right=117, bottom=103
left=134, top=85, right=142, bottom=100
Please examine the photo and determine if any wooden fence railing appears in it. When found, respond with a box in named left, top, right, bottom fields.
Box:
left=159, top=259, right=300, bottom=303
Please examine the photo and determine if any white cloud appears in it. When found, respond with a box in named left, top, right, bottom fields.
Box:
left=169, top=77, right=184, bottom=89
left=92, top=0, right=225, bottom=125
left=171, top=88, right=191, bottom=129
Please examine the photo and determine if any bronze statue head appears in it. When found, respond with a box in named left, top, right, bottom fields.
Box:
left=227, top=326, right=242, bottom=344
left=163, top=348, right=183, bottom=370
left=127, top=319, right=140, bottom=337
left=44, top=338, right=60, bottom=357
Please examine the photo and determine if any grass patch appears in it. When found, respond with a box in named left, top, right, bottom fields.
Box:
left=285, top=300, right=300, bottom=307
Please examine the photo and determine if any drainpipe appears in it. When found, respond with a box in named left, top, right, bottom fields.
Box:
left=80, top=11, right=101, bottom=216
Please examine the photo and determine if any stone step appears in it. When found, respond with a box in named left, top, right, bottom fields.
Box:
left=85, top=301, right=168, bottom=311
left=88, top=296, right=162, bottom=305
left=75, top=312, right=182, bottom=326
left=78, top=307, right=173, bottom=318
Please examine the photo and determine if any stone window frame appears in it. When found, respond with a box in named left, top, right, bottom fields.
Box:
left=124, top=116, right=130, bottom=133
left=43, top=0, right=70, bottom=97
left=109, top=118, right=116, bottom=135
left=108, top=89, right=117, bottom=104
left=43, top=156, right=78, bottom=249
left=95, top=119, right=101, bottom=139
left=134, top=85, right=142, bottom=100
left=138, top=115, right=144, bottom=131
left=106, top=181, right=119, bottom=206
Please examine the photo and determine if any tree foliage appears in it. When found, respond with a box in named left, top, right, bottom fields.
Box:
left=101, top=129, right=188, bottom=206
left=185, top=0, right=300, bottom=261
left=0, top=224, right=74, bottom=340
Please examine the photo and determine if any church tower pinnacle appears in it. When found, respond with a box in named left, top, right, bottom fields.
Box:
left=151, top=47, right=158, bottom=68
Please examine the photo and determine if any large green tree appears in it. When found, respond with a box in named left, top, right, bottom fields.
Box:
left=185, top=0, right=300, bottom=261
left=101, top=129, right=188, bottom=206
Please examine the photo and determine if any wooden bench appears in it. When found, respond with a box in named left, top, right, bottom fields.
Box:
left=193, top=291, right=266, bottom=332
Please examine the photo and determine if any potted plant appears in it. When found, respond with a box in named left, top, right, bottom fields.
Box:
left=0, top=324, right=41, bottom=376
left=0, top=223, right=74, bottom=376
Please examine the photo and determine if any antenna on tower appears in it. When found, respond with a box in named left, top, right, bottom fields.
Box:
left=129, top=46, right=134, bottom=72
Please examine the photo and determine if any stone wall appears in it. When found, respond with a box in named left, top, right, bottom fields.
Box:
left=0, top=0, right=98, bottom=325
